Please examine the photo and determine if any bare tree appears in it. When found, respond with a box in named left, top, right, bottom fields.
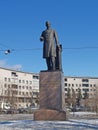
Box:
left=71, top=88, right=76, bottom=111
left=66, top=88, right=71, bottom=107
left=77, top=88, right=82, bottom=106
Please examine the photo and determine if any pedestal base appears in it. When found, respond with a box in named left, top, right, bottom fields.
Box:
left=34, top=109, right=66, bottom=121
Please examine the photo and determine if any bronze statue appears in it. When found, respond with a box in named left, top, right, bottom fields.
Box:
left=40, top=21, right=62, bottom=71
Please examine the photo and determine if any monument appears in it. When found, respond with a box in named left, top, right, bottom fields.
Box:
left=34, top=21, right=66, bottom=120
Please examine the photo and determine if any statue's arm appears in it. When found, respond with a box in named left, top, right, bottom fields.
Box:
left=40, top=32, right=44, bottom=41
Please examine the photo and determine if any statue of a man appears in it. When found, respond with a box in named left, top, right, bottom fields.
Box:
left=40, top=21, right=59, bottom=71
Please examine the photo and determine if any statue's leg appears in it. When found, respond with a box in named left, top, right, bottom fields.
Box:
left=46, top=58, right=51, bottom=70
left=51, top=57, right=55, bottom=70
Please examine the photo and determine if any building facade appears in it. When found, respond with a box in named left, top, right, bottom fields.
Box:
left=64, top=76, right=98, bottom=98
left=0, top=67, right=39, bottom=109
left=0, top=67, right=98, bottom=109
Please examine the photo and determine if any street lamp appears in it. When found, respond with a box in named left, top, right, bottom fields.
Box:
left=4, top=50, right=11, bottom=55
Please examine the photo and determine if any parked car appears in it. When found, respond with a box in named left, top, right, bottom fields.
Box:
left=25, top=106, right=39, bottom=113
left=71, top=106, right=85, bottom=112
left=6, top=109, right=19, bottom=114
left=0, top=109, right=7, bottom=114
left=17, top=108, right=27, bottom=113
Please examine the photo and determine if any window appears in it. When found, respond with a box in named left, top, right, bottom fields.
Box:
left=65, top=83, right=67, bottom=86
left=19, top=92, right=21, bottom=95
left=26, top=80, right=28, bottom=84
left=19, top=80, right=21, bottom=83
left=11, top=72, right=18, bottom=77
left=30, top=81, right=32, bottom=84
left=8, top=84, right=10, bottom=88
left=13, top=90, right=18, bottom=95
left=72, top=84, right=74, bottom=87
left=65, top=88, right=67, bottom=91
left=82, top=79, right=89, bottom=82
left=79, top=84, right=81, bottom=87
left=26, top=92, right=28, bottom=95
left=19, top=86, right=21, bottom=89
left=4, top=84, right=7, bottom=88
left=22, top=86, right=25, bottom=89
left=12, top=85, right=18, bottom=89
left=68, top=84, right=70, bottom=87
left=22, top=80, right=25, bottom=84
left=65, top=78, right=67, bottom=81
left=30, top=92, right=32, bottom=95
left=4, top=77, right=7, bottom=82
left=8, top=78, right=10, bottom=82
left=22, top=92, right=24, bottom=95
left=29, top=86, right=32, bottom=89
left=82, top=84, right=89, bottom=87
left=83, top=88, right=89, bottom=92
left=33, top=75, right=39, bottom=79
left=26, top=86, right=28, bottom=89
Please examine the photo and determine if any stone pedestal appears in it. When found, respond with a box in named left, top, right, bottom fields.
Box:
left=34, top=71, right=66, bottom=120
left=34, top=109, right=66, bottom=121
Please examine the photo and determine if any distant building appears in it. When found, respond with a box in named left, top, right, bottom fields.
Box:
left=64, top=76, right=98, bottom=99
left=0, top=67, right=98, bottom=109
left=0, top=67, right=39, bottom=109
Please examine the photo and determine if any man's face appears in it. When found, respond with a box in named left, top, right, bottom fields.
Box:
left=46, top=21, right=51, bottom=28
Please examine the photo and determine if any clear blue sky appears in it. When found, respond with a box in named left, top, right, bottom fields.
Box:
left=0, top=0, right=98, bottom=77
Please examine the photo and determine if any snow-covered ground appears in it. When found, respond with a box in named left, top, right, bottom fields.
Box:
left=0, top=112, right=98, bottom=130
left=0, top=119, right=98, bottom=130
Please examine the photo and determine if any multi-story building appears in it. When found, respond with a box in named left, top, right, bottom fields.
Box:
left=64, top=76, right=98, bottom=99
left=0, top=67, right=39, bottom=109
left=0, top=67, right=98, bottom=109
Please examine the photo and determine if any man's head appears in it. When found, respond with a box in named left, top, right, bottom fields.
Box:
left=45, top=21, right=51, bottom=28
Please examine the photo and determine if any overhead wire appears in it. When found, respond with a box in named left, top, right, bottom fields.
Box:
left=0, top=46, right=98, bottom=52
left=0, top=42, right=98, bottom=54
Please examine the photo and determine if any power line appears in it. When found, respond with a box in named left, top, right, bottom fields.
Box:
left=1, top=46, right=98, bottom=55
left=63, top=47, right=98, bottom=50
left=1, top=46, right=98, bottom=51
left=0, top=42, right=98, bottom=51
left=0, top=48, right=42, bottom=52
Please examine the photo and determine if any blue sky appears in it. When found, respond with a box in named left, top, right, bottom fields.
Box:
left=0, top=0, right=98, bottom=77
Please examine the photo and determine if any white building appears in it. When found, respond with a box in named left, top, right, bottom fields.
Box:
left=0, top=67, right=98, bottom=109
left=0, top=67, right=39, bottom=109
left=64, top=76, right=98, bottom=99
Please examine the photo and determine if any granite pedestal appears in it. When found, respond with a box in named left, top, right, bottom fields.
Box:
left=34, top=71, right=66, bottom=120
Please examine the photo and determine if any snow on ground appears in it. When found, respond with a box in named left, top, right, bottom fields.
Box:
left=0, top=112, right=98, bottom=130
left=70, top=111, right=97, bottom=116
left=0, top=119, right=98, bottom=130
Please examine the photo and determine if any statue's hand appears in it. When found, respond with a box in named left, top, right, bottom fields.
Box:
left=40, top=37, right=44, bottom=41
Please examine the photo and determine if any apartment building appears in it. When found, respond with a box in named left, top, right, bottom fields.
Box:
left=0, top=67, right=39, bottom=109
left=64, top=76, right=98, bottom=99
left=0, top=67, right=98, bottom=109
